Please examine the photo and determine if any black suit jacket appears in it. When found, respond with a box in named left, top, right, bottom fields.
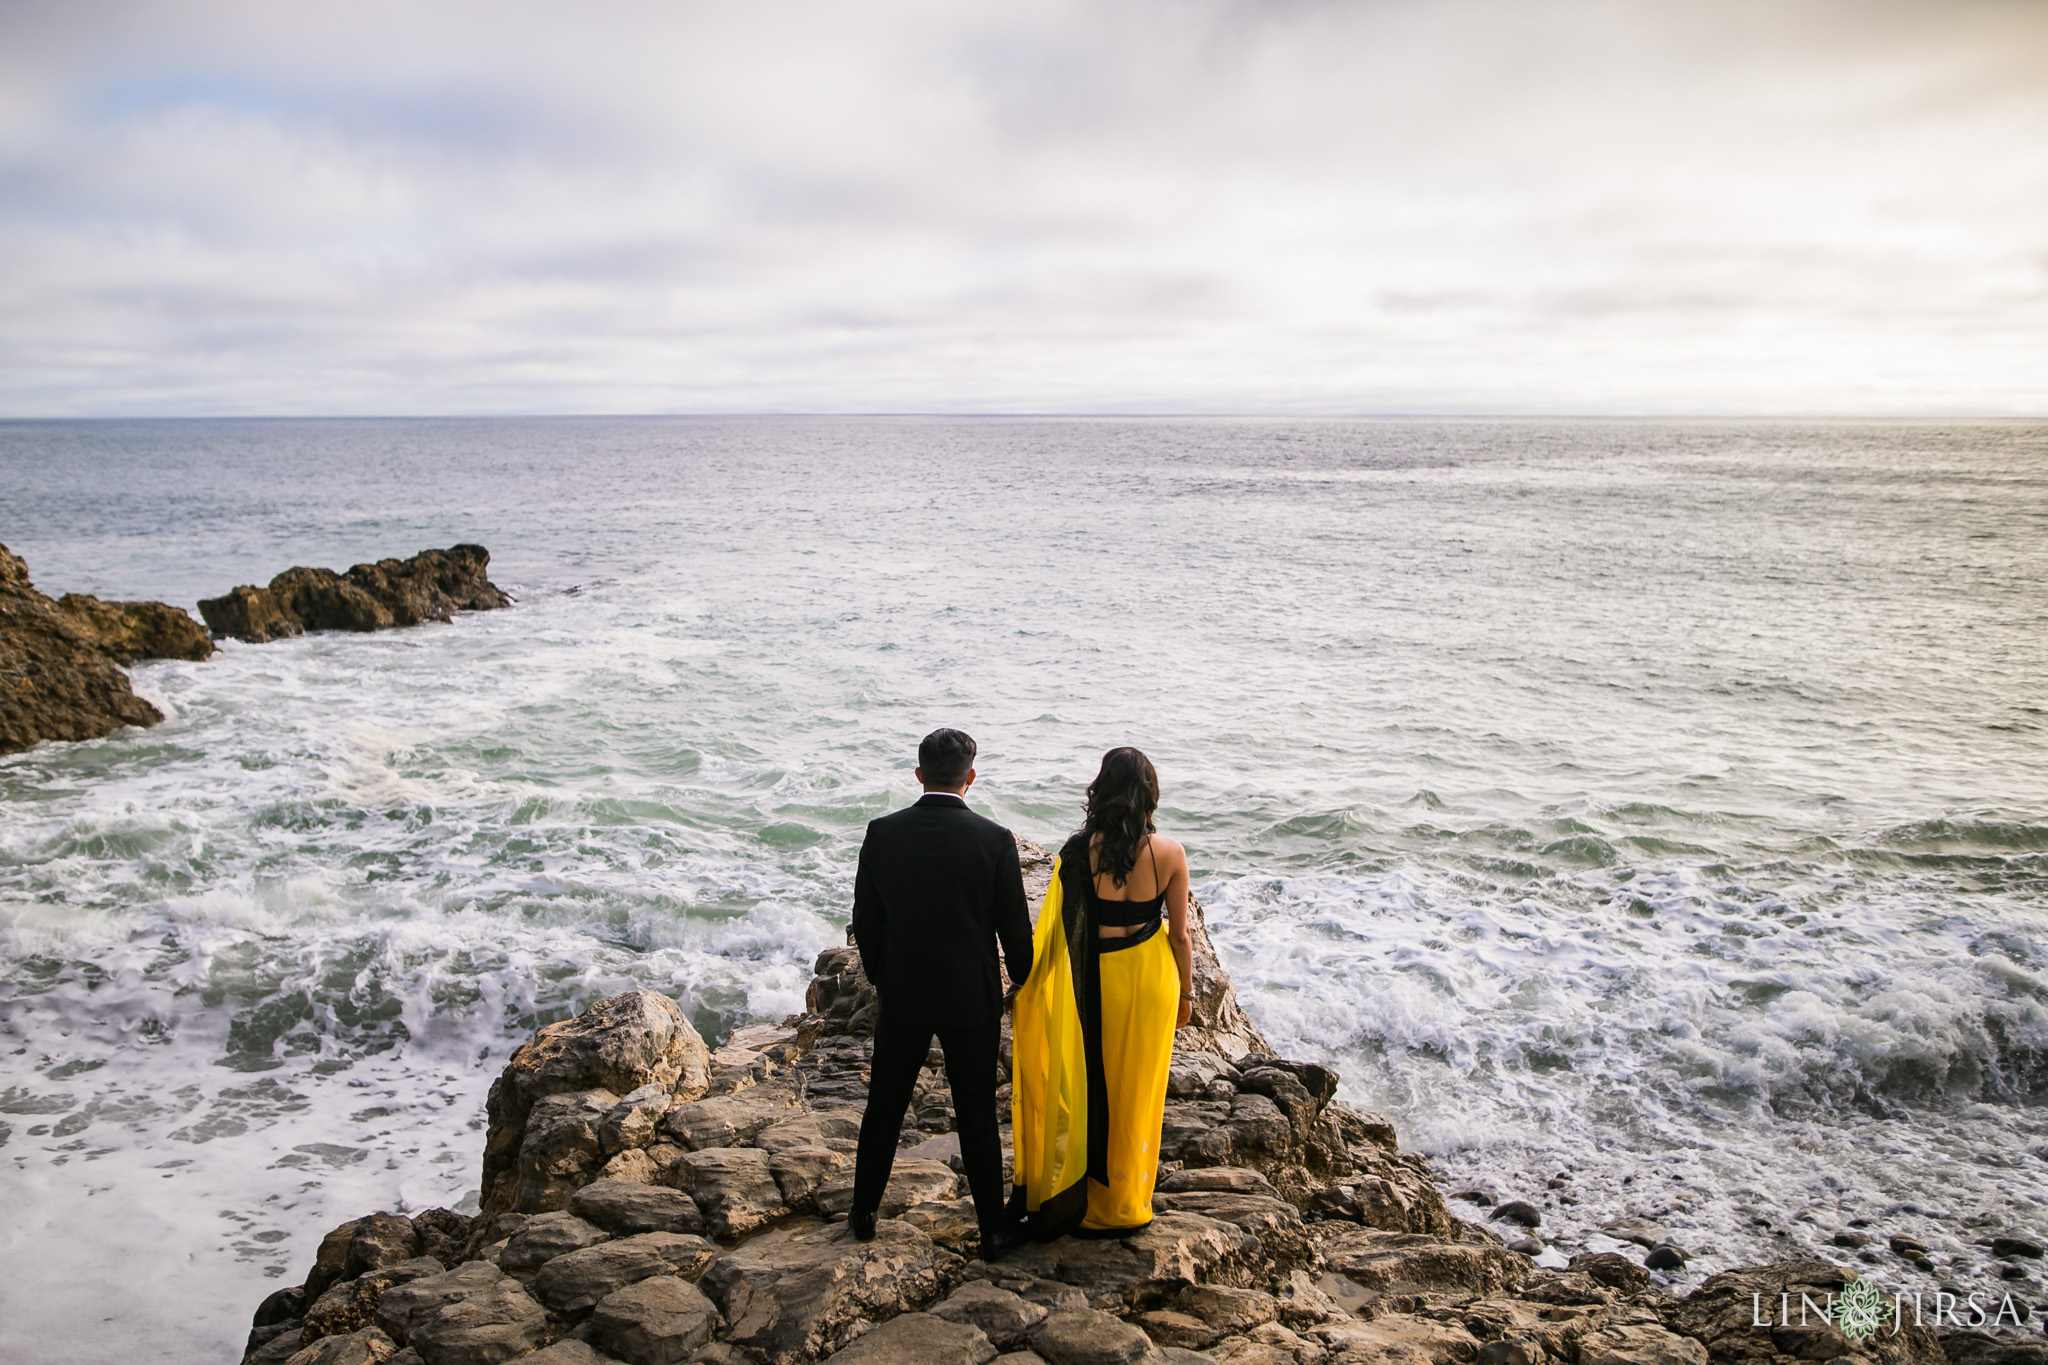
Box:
left=850, top=793, right=1033, bottom=1028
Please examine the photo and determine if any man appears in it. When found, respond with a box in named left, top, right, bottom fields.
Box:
left=848, top=727, right=1033, bottom=1260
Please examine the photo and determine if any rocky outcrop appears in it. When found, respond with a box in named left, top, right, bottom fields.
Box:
left=198, top=544, right=511, bottom=643
left=477, top=991, right=713, bottom=1229
left=53, top=591, right=215, bottom=663
left=0, top=541, right=214, bottom=753
left=246, top=843, right=2015, bottom=1365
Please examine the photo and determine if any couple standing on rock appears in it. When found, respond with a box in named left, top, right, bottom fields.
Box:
left=849, top=728, right=1198, bottom=1261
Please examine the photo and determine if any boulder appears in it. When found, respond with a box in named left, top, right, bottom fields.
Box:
left=1150, top=1191, right=1314, bottom=1272
left=532, top=1232, right=717, bottom=1316
left=1461, top=1293, right=1607, bottom=1363
left=1662, top=1261, right=1944, bottom=1365
left=816, top=1158, right=961, bottom=1218
left=1568, top=1254, right=1651, bottom=1294
left=520, top=1343, right=612, bottom=1365
left=53, top=592, right=214, bottom=663
left=665, top=1083, right=808, bottom=1151
left=571, top=1179, right=707, bottom=1236
left=675, top=1147, right=789, bottom=1238
left=197, top=544, right=511, bottom=643
left=1139, top=1310, right=1223, bottom=1350
left=1001, top=1212, right=1261, bottom=1303
left=250, top=1330, right=309, bottom=1365
left=309, top=1221, right=369, bottom=1306
left=410, top=1210, right=473, bottom=1267
left=602, top=1148, right=670, bottom=1185
left=1515, top=1271, right=1615, bottom=1307
left=497, top=1211, right=610, bottom=1274
left=700, top=1219, right=951, bottom=1364
left=770, top=1145, right=851, bottom=1211
left=384, top=1263, right=548, bottom=1365
left=1157, top=1168, right=1279, bottom=1199
left=1031, top=1307, right=1156, bottom=1365
left=1177, top=1285, right=1281, bottom=1337
left=589, top=1276, right=722, bottom=1365
left=601, top=1085, right=676, bottom=1156
left=1168, top=1054, right=1243, bottom=1101
left=930, top=1281, right=1050, bottom=1349
left=831, top=1312, right=999, bottom=1365
left=1941, top=1334, right=2048, bottom=1365
left=1314, top=1314, right=1484, bottom=1365
left=752, top=1113, right=863, bottom=1156
left=479, top=992, right=711, bottom=1226
left=1318, top=1229, right=1529, bottom=1302
left=1273, top=1271, right=1344, bottom=1330
left=373, top=1262, right=506, bottom=1343
left=0, top=541, right=174, bottom=752
left=283, top=1328, right=400, bottom=1365
left=1578, top=1325, right=1709, bottom=1365
left=1491, top=1202, right=1543, bottom=1230
left=302, top=1260, right=446, bottom=1343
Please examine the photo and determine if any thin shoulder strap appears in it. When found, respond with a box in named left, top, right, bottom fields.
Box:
left=1145, top=836, right=1159, bottom=889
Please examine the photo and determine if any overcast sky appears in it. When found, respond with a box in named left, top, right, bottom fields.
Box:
left=1, top=0, right=2044, bottom=416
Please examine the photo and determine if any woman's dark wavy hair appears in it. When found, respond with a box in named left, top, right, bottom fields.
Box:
left=1081, top=747, right=1160, bottom=888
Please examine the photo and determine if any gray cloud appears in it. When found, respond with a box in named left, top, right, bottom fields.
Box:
left=0, top=0, right=2043, bottom=415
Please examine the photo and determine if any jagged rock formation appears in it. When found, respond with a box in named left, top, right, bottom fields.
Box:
left=53, top=591, right=215, bottom=664
left=0, top=541, right=212, bottom=754
left=199, top=545, right=511, bottom=643
left=244, top=840, right=1978, bottom=1365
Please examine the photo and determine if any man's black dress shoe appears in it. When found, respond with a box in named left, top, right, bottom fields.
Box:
left=849, top=1209, right=877, bottom=1242
left=978, top=1226, right=1024, bottom=1263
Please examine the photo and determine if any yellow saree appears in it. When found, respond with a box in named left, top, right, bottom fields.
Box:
left=1010, top=834, right=1178, bottom=1237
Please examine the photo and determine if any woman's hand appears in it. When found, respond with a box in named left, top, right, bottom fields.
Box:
left=1175, top=992, right=1194, bottom=1030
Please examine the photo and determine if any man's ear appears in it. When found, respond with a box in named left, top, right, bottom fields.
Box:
left=961, top=767, right=977, bottom=791
left=914, top=766, right=924, bottom=786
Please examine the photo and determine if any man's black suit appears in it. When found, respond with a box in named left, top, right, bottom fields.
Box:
left=848, top=791, right=1033, bottom=1238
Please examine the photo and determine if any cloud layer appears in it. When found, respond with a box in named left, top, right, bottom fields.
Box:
left=1, top=0, right=2044, bottom=415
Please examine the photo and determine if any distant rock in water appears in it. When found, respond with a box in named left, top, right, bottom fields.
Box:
left=0, top=541, right=212, bottom=755
left=198, top=544, right=512, bottom=643
left=54, top=592, right=216, bottom=664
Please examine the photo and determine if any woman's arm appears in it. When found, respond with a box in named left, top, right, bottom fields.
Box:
left=1160, top=837, right=1195, bottom=1029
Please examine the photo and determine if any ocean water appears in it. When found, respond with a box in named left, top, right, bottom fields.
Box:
left=1, top=417, right=2045, bottom=1360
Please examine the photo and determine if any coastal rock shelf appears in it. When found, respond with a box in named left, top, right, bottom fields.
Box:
left=199, top=544, right=511, bottom=643
left=0, top=540, right=213, bottom=754
left=242, top=842, right=1991, bottom=1365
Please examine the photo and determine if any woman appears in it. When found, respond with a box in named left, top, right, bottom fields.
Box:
left=1011, top=747, right=1195, bottom=1238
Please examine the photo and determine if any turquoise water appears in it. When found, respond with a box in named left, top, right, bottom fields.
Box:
left=2, top=417, right=2046, bottom=1359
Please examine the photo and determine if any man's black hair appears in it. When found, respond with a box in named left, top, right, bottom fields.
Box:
left=918, top=727, right=977, bottom=789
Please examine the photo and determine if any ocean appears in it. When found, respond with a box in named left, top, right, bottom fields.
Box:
left=1, top=417, right=2044, bottom=1361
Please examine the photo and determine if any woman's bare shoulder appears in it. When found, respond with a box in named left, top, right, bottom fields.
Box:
left=1150, top=834, right=1189, bottom=869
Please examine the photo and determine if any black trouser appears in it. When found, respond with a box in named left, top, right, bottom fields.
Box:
left=852, top=1007, right=1006, bottom=1238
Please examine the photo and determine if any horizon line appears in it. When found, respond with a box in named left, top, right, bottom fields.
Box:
left=2, top=410, right=2045, bottom=424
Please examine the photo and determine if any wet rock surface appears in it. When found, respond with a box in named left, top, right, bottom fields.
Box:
left=198, top=544, right=511, bottom=643
left=244, top=848, right=2041, bottom=1365
left=0, top=541, right=212, bottom=752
